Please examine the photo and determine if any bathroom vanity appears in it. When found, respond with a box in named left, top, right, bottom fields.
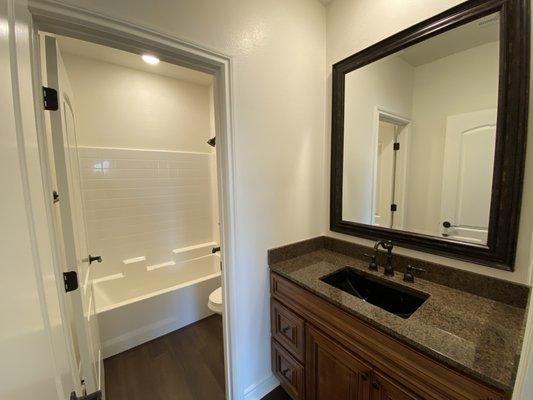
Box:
left=268, top=238, right=528, bottom=400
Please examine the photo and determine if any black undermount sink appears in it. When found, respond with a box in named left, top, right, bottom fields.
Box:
left=321, top=267, right=429, bottom=319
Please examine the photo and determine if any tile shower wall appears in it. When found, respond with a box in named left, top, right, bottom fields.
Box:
left=78, top=146, right=218, bottom=279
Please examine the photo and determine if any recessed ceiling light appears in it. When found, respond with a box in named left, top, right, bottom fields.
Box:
left=142, top=54, right=160, bottom=65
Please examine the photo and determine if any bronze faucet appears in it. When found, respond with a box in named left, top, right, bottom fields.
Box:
left=374, top=240, right=394, bottom=276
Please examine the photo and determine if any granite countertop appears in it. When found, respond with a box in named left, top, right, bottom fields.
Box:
left=270, top=248, right=528, bottom=393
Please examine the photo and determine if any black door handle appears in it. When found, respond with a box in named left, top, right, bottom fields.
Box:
left=88, top=255, right=102, bottom=264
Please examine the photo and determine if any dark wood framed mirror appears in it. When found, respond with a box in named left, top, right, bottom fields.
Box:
left=330, top=0, right=529, bottom=270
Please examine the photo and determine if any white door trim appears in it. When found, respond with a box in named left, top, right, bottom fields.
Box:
left=2, top=0, right=76, bottom=397
left=27, top=1, right=239, bottom=398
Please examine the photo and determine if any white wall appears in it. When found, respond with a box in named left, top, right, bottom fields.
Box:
left=406, top=41, right=499, bottom=235
left=51, top=0, right=327, bottom=397
left=326, top=0, right=533, bottom=286
left=61, top=54, right=212, bottom=152
left=343, top=55, right=413, bottom=223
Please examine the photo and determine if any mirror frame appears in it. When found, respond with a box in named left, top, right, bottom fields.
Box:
left=330, top=0, right=529, bottom=271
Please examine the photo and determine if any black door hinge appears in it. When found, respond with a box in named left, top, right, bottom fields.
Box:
left=70, top=390, right=102, bottom=400
left=393, top=142, right=400, bottom=151
left=63, top=271, right=79, bottom=292
left=53, top=190, right=60, bottom=203
left=43, top=86, right=59, bottom=110
left=390, top=203, right=397, bottom=212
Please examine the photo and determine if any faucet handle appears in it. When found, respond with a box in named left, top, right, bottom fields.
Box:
left=363, top=253, right=378, bottom=271
left=403, top=265, right=426, bottom=283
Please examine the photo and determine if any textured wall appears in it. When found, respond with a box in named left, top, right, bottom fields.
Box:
left=55, top=0, right=327, bottom=395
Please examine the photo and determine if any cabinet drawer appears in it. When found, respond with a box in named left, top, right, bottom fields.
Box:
left=272, top=339, right=305, bottom=400
left=271, top=299, right=305, bottom=362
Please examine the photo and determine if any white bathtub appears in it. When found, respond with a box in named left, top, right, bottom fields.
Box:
left=94, top=253, right=221, bottom=358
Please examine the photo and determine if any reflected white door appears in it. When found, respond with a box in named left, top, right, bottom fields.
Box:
left=45, top=36, right=103, bottom=396
left=440, top=109, right=497, bottom=243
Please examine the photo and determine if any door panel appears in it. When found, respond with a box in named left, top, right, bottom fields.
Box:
left=45, top=35, right=103, bottom=394
left=306, top=325, right=371, bottom=400
left=440, top=109, right=496, bottom=243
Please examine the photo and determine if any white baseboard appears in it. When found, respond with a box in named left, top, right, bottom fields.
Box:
left=243, top=373, right=280, bottom=400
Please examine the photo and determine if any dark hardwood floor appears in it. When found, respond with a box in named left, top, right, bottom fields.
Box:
left=104, top=314, right=291, bottom=400
left=105, top=315, right=225, bottom=400
left=262, top=386, right=292, bottom=400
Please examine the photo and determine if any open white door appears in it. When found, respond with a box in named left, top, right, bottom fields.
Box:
left=440, top=109, right=497, bottom=244
left=44, top=35, right=103, bottom=398
left=373, top=118, right=409, bottom=230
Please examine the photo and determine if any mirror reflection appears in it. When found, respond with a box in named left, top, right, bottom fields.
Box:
left=342, top=12, right=500, bottom=244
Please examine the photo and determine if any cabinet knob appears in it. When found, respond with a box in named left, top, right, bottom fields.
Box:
left=372, top=381, right=381, bottom=390
left=281, top=325, right=290, bottom=334
left=281, top=368, right=290, bottom=377
left=361, top=372, right=369, bottom=381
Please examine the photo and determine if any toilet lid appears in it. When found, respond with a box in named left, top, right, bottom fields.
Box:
left=209, top=287, right=222, bottom=305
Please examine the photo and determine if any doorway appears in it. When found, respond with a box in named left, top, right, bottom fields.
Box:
left=372, top=109, right=410, bottom=230
left=31, top=9, right=233, bottom=398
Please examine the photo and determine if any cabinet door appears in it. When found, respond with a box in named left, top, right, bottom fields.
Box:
left=371, top=371, right=421, bottom=400
left=306, top=325, right=371, bottom=400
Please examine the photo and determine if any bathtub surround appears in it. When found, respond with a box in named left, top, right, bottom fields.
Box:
left=78, top=146, right=218, bottom=280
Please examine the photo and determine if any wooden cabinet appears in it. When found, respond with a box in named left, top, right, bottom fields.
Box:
left=270, top=272, right=507, bottom=400
left=306, top=325, right=371, bottom=400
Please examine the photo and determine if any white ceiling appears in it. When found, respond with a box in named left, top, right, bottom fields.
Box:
left=397, top=12, right=499, bottom=67
left=56, top=36, right=213, bottom=86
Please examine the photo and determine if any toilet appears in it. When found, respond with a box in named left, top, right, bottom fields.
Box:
left=208, top=287, right=223, bottom=315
